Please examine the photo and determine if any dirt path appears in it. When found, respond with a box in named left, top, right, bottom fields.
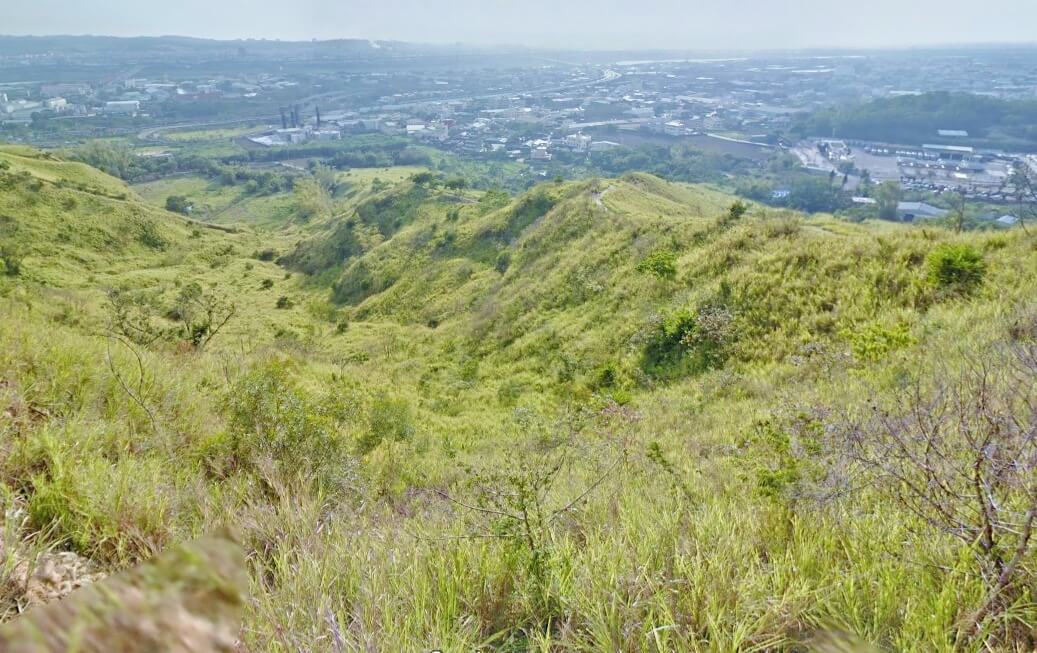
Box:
left=591, top=185, right=615, bottom=210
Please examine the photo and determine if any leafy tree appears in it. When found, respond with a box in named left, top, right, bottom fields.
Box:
left=444, top=177, right=467, bottom=191
left=791, top=91, right=1037, bottom=146
left=165, top=195, right=192, bottom=215
left=357, top=394, right=414, bottom=454
left=786, top=177, right=844, bottom=213
left=1005, top=166, right=1036, bottom=232
left=311, top=162, right=339, bottom=196
left=168, top=282, right=236, bottom=349
left=948, top=192, right=967, bottom=233
left=410, top=171, right=436, bottom=186
left=874, top=182, right=901, bottom=221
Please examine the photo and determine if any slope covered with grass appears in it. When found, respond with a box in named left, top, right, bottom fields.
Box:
left=2, top=149, right=1036, bottom=651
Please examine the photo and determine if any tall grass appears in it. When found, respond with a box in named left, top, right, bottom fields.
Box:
left=1, top=160, right=1035, bottom=649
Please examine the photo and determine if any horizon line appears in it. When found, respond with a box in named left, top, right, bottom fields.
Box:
left=2, top=32, right=1037, bottom=55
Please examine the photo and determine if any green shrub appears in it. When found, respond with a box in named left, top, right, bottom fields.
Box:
left=719, top=200, right=748, bottom=226
left=165, top=195, right=192, bottom=215
left=495, top=251, right=511, bottom=274
left=744, top=414, right=825, bottom=503
left=636, top=250, right=677, bottom=279
left=497, top=378, right=528, bottom=406
left=641, top=305, right=735, bottom=378
left=0, top=245, right=22, bottom=276
left=275, top=295, right=294, bottom=309
left=927, top=243, right=985, bottom=292
left=220, top=361, right=353, bottom=488
left=136, top=217, right=168, bottom=250
left=592, top=362, right=620, bottom=389
left=357, top=394, right=414, bottom=455
left=841, top=321, right=915, bottom=362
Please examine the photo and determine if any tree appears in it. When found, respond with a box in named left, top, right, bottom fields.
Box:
left=874, top=182, right=901, bottom=221
left=444, top=177, right=467, bottom=192
left=841, top=345, right=1037, bottom=645
left=105, top=289, right=165, bottom=346
left=165, top=195, right=192, bottom=215
left=787, top=177, right=844, bottom=213
left=311, top=162, right=339, bottom=196
left=859, top=169, right=874, bottom=196
left=0, top=243, right=24, bottom=277
left=1005, top=166, right=1036, bottom=232
left=948, top=192, right=967, bottom=233
left=169, top=282, right=236, bottom=349
left=725, top=200, right=748, bottom=223
left=410, top=171, right=435, bottom=186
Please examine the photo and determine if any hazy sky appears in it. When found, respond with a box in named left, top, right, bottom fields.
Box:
left=6, top=0, right=1037, bottom=51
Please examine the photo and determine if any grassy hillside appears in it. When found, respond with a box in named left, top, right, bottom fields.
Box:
left=2, top=149, right=1036, bottom=651
left=0, top=145, right=134, bottom=198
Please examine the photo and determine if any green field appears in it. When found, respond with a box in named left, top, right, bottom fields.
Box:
left=133, top=174, right=298, bottom=226
left=164, top=124, right=273, bottom=142
left=1, top=147, right=1036, bottom=651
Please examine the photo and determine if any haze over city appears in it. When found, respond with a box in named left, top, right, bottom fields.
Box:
left=5, top=0, right=1037, bottom=50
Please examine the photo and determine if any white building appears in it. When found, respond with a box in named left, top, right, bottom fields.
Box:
left=312, top=129, right=342, bottom=141
left=564, top=133, right=592, bottom=152
left=664, top=120, right=686, bottom=137
left=275, top=128, right=307, bottom=144
left=530, top=146, right=552, bottom=161
left=104, top=100, right=141, bottom=115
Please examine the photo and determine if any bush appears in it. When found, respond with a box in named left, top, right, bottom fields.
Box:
left=0, top=245, right=23, bottom=276
left=275, top=296, right=294, bottom=309
left=165, top=195, right=192, bottom=215
left=219, top=360, right=354, bottom=489
left=357, top=395, right=414, bottom=454
left=495, top=251, right=511, bottom=274
left=841, top=321, right=915, bottom=362
left=927, top=243, right=985, bottom=292
left=719, top=200, right=748, bottom=226
left=636, top=250, right=677, bottom=279
left=641, top=305, right=735, bottom=378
